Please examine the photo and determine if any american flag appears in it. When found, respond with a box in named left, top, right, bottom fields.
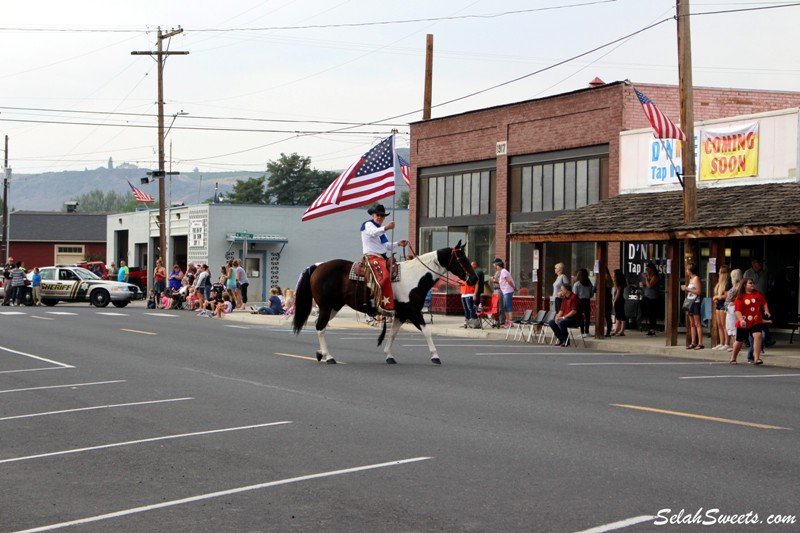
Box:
left=127, top=180, right=155, bottom=203
left=397, top=153, right=410, bottom=186
left=302, top=135, right=396, bottom=221
left=634, top=88, right=688, bottom=142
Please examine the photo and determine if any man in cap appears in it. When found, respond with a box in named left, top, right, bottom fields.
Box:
left=361, top=204, right=408, bottom=316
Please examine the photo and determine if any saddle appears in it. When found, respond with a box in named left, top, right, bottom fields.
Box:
left=349, top=255, right=400, bottom=314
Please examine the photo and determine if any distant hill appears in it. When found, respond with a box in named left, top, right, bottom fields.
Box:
left=7, top=165, right=264, bottom=211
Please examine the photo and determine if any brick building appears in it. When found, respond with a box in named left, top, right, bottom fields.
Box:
left=408, top=81, right=800, bottom=304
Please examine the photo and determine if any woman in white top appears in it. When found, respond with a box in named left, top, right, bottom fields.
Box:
left=552, top=262, right=570, bottom=313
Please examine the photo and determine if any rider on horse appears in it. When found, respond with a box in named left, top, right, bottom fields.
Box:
left=360, top=204, right=408, bottom=316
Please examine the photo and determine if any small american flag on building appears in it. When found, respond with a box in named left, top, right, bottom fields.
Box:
left=634, top=87, right=688, bottom=142
left=397, top=153, right=410, bottom=186
left=127, top=180, right=155, bottom=203
left=302, top=135, right=396, bottom=221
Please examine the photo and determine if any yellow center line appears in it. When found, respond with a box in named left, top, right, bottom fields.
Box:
left=31, top=316, right=55, bottom=321
left=274, top=352, right=346, bottom=364
left=120, top=328, right=158, bottom=336
left=611, top=404, right=791, bottom=431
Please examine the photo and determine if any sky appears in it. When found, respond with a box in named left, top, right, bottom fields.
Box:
left=1, top=0, right=798, bottom=177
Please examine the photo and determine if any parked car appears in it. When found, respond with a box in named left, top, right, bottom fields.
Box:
left=9, top=265, right=142, bottom=307
left=75, top=261, right=147, bottom=291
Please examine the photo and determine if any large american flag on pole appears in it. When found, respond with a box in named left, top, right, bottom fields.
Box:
left=634, top=88, right=688, bottom=142
left=302, top=135, right=396, bottom=221
left=127, top=180, right=155, bottom=203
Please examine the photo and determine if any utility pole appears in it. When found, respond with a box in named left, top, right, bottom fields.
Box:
left=2, top=136, right=9, bottom=264
left=422, top=34, right=434, bottom=120
left=677, top=1, right=696, bottom=228
left=132, top=27, right=188, bottom=264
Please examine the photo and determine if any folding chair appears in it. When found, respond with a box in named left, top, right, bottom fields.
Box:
left=506, top=308, right=534, bottom=340
left=525, top=310, right=546, bottom=343
left=536, top=309, right=556, bottom=344
left=477, top=293, right=499, bottom=329
left=564, top=325, right=584, bottom=347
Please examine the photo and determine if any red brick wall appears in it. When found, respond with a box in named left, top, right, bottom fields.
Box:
left=409, top=81, right=800, bottom=255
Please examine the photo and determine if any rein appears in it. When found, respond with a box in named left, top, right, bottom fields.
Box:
left=405, top=243, right=468, bottom=285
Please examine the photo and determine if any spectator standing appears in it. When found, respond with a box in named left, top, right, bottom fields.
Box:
left=10, top=261, right=27, bottom=306
left=495, top=260, right=516, bottom=327
left=730, top=276, right=771, bottom=365
left=117, top=260, right=129, bottom=283
left=744, top=258, right=773, bottom=347
left=552, top=262, right=570, bottom=313
left=724, top=269, right=743, bottom=354
left=490, top=258, right=506, bottom=326
left=31, top=267, right=42, bottom=306
left=599, top=268, right=613, bottom=337
left=234, top=259, right=249, bottom=308
left=153, top=259, right=167, bottom=308
left=573, top=268, right=593, bottom=338
left=712, top=265, right=732, bottom=350
left=641, top=262, right=661, bottom=337
left=193, top=264, right=210, bottom=305
left=681, top=263, right=703, bottom=350
left=2, top=257, right=14, bottom=306
left=611, top=268, right=627, bottom=336
left=459, top=275, right=478, bottom=328
left=107, top=262, right=117, bottom=280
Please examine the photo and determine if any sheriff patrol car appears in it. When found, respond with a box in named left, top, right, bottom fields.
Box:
left=35, top=265, right=141, bottom=307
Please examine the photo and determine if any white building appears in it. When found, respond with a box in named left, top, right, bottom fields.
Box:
left=107, top=204, right=409, bottom=302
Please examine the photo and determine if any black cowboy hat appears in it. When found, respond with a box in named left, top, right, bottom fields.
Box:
left=368, top=204, right=390, bottom=216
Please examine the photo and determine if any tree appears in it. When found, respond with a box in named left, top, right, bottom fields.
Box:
left=266, top=153, right=338, bottom=205
left=396, top=190, right=409, bottom=209
left=224, top=176, right=267, bottom=204
left=65, top=189, right=141, bottom=213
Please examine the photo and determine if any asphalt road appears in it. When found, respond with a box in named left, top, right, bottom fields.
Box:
left=1, top=305, right=798, bottom=532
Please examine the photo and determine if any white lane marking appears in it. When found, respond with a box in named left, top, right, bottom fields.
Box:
left=0, top=421, right=292, bottom=465
left=680, top=373, right=800, bottom=380
left=475, top=352, right=618, bottom=356
left=0, top=367, right=72, bottom=375
left=14, top=456, right=432, bottom=533
left=0, top=345, right=74, bottom=368
left=570, top=361, right=725, bottom=366
left=44, top=312, right=78, bottom=315
left=0, top=311, right=26, bottom=315
left=96, top=312, right=128, bottom=316
left=0, top=397, right=194, bottom=421
left=0, top=380, right=125, bottom=395
left=403, top=344, right=527, bottom=347
left=144, top=312, right=180, bottom=317
left=224, top=325, right=249, bottom=329
left=573, top=514, right=655, bottom=533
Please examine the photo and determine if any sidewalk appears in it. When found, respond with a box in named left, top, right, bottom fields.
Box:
left=218, top=306, right=800, bottom=369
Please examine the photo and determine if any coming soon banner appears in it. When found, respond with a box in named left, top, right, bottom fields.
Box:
left=699, top=122, right=759, bottom=180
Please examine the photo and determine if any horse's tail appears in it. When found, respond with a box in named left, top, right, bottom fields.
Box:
left=377, top=319, right=387, bottom=346
left=292, top=265, right=316, bottom=335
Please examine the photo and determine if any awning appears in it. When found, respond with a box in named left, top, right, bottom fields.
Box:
left=225, top=233, right=288, bottom=244
left=509, top=182, right=800, bottom=243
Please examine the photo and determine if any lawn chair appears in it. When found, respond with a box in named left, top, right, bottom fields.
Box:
left=535, top=309, right=556, bottom=344
left=506, top=308, right=534, bottom=341
left=477, top=293, right=499, bottom=328
left=423, top=290, right=433, bottom=324
left=524, top=310, right=546, bottom=343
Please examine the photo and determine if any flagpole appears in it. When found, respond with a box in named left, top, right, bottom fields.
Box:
left=389, top=132, right=398, bottom=250
left=658, top=138, right=684, bottom=188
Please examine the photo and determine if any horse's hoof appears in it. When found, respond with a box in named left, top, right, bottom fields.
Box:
left=431, top=357, right=441, bottom=365
left=326, top=358, right=337, bottom=364
left=386, top=357, right=397, bottom=365
left=316, top=351, right=324, bottom=362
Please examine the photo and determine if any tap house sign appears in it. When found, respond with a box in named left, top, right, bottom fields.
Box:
left=699, top=122, right=759, bottom=180
left=625, top=242, right=668, bottom=275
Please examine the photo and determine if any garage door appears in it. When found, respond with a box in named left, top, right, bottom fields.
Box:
left=55, top=245, right=85, bottom=265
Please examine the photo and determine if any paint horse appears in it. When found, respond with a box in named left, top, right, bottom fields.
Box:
left=292, top=241, right=477, bottom=364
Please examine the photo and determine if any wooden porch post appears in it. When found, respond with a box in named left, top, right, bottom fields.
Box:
left=534, top=242, right=544, bottom=312
left=666, top=238, right=680, bottom=346
left=596, top=241, right=608, bottom=339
